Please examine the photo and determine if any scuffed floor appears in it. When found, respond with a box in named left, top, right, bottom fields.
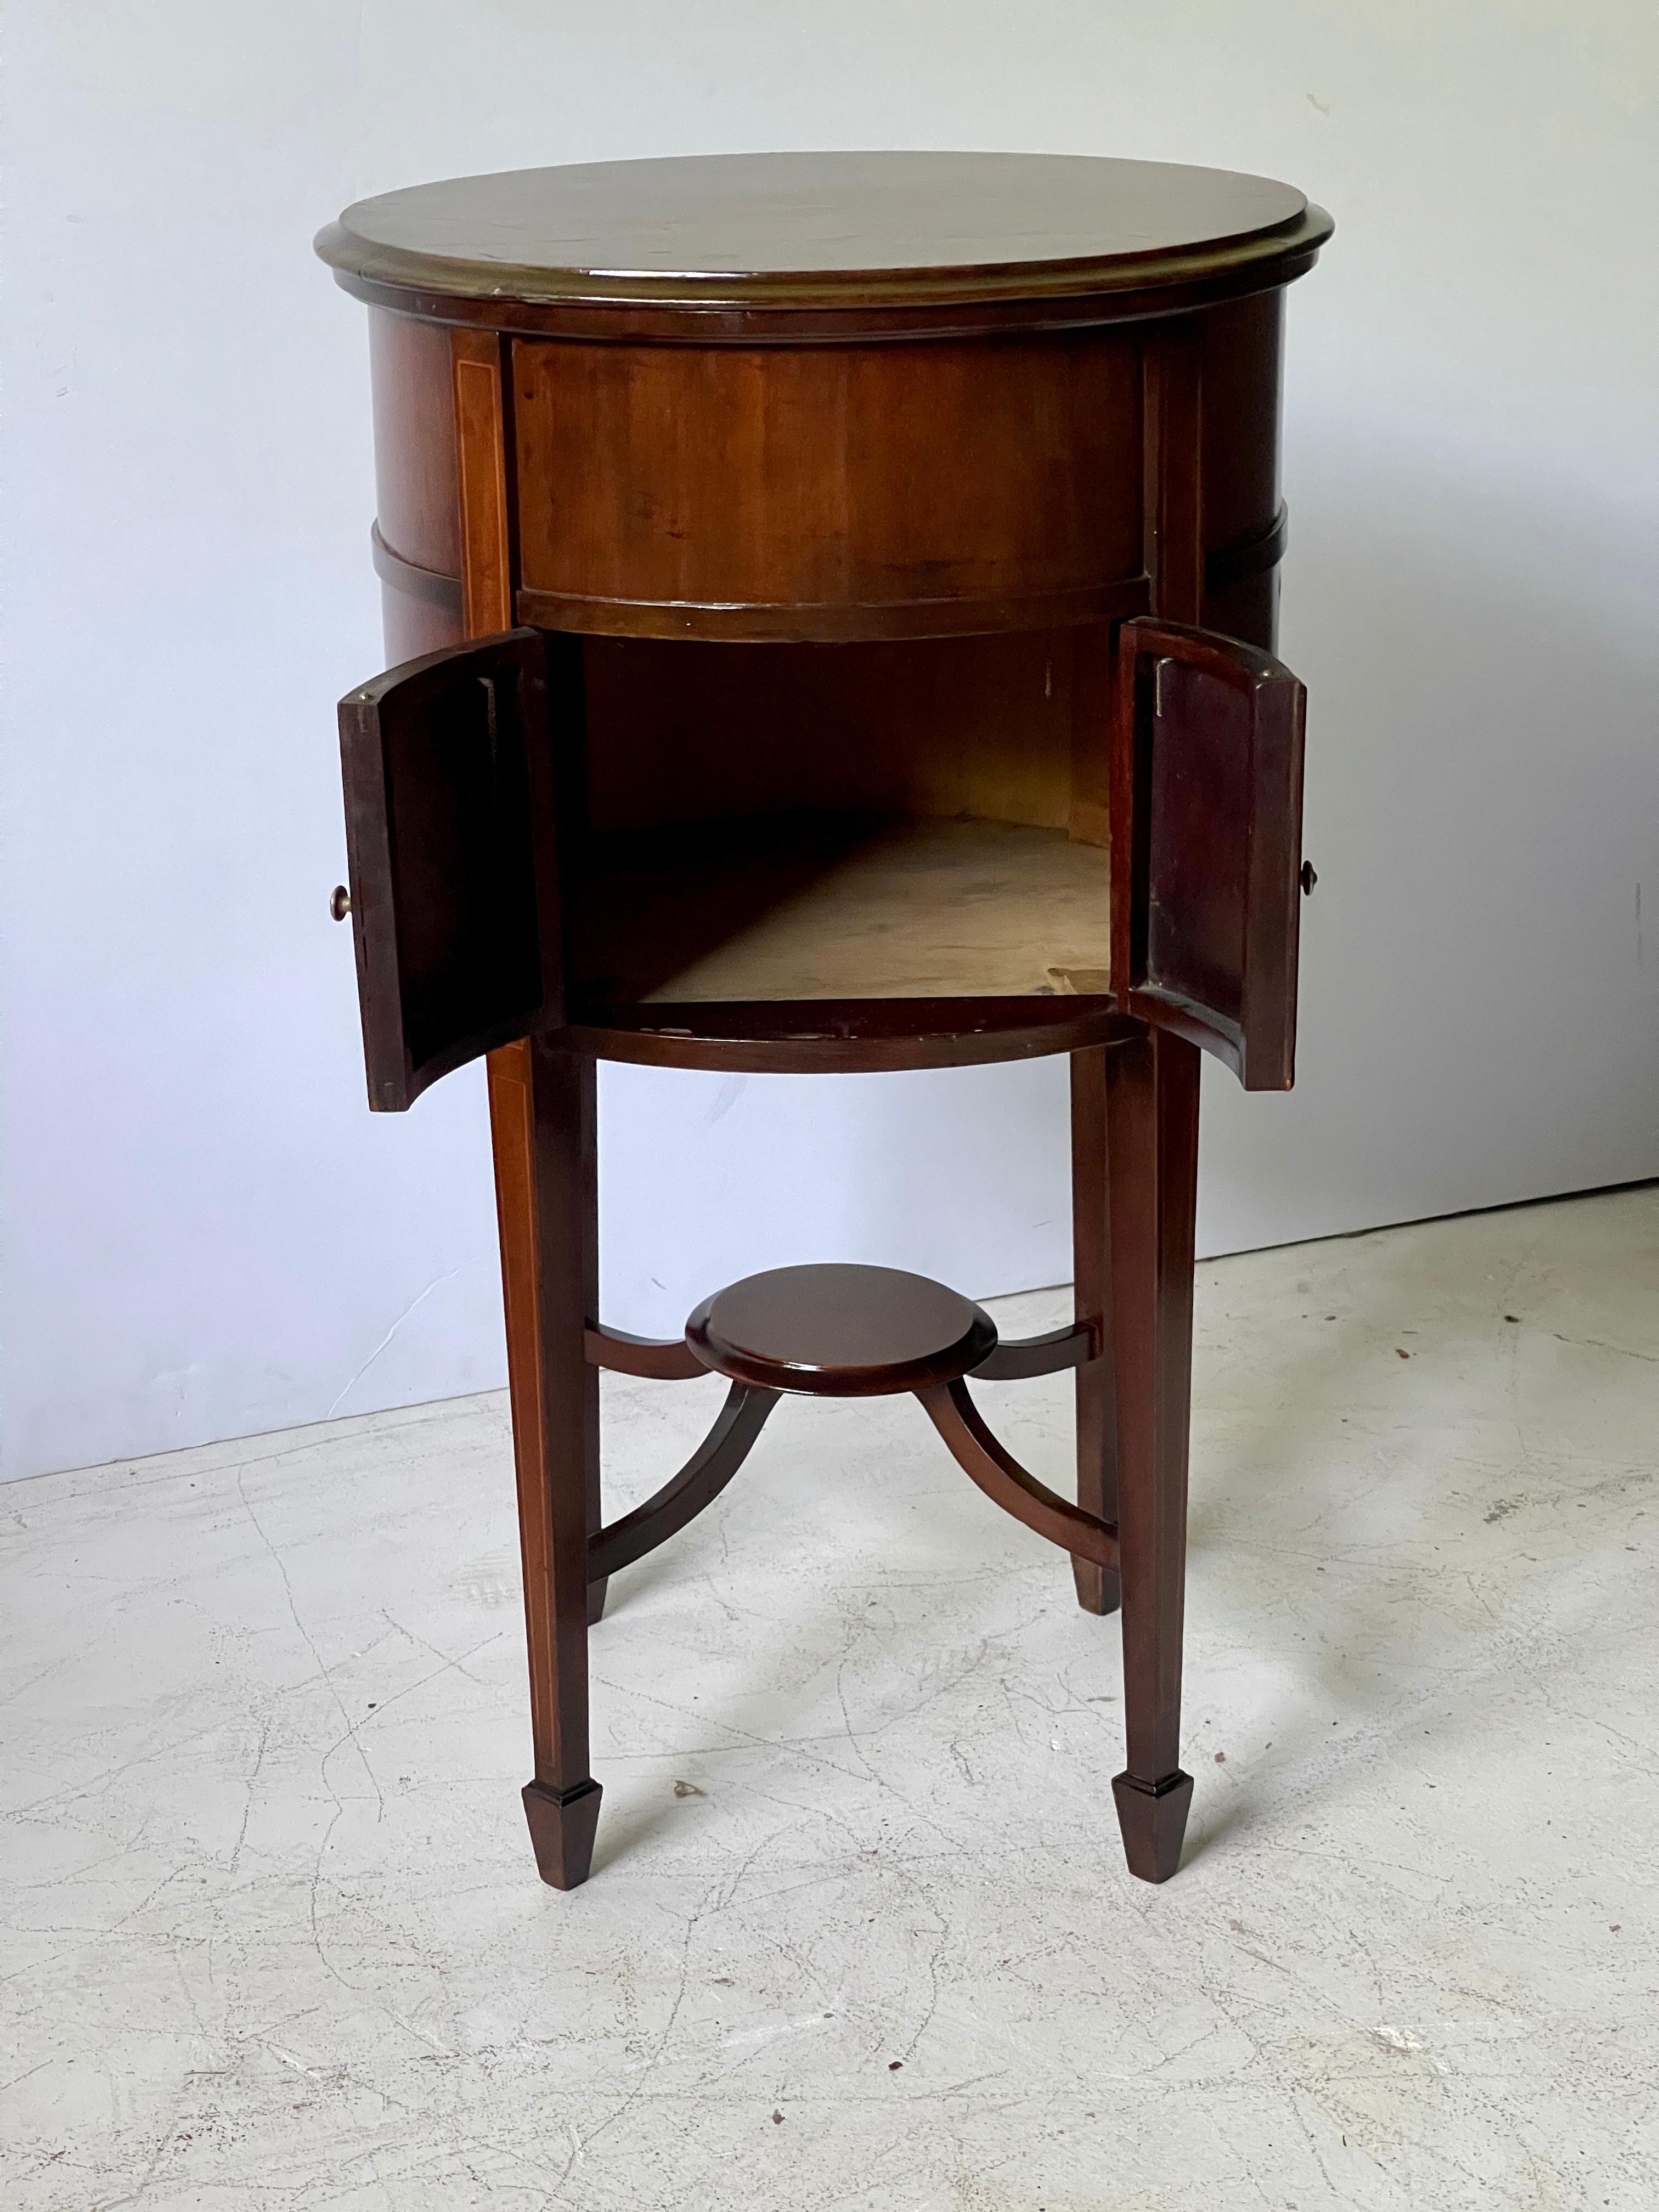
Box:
left=3, top=1186, right=1656, bottom=2210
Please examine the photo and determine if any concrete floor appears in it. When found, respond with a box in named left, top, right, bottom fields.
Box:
left=3, top=1186, right=1656, bottom=2211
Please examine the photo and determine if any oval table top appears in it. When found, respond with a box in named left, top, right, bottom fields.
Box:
left=317, top=150, right=1332, bottom=337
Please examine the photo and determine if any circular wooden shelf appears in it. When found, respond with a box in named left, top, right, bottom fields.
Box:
left=686, top=1263, right=997, bottom=1397
left=318, top=150, right=1332, bottom=340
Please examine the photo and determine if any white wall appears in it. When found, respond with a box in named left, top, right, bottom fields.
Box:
left=4, top=3, right=1655, bottom=1482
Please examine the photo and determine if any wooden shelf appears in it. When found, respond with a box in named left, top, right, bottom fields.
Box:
left=569, top=814, right=1113, bottom=1005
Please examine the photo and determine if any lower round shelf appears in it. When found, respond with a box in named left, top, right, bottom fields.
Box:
left=686, top=1263, right=997, bottom=1397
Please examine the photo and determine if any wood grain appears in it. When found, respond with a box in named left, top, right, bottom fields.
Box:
left=369, top=309, right=461, bottom=577
left=973, top=1321, right=1097, bottom=1383
left=1110, top=619, right=1308, bottom=1090
left=569, top=816, right=1113, bottom=1005
left=324, top=151, right=1329, bottom=1893
left=1144, top=324, right=1205, bottom=627
left=1107, top=1026, right=1200, bottom=1883
left=318, top=151, right=1331, bottom=343
left=588, top=1384, right=781, bottom=1580
left=687, top=1265, right=997, bottom=1398
left=563, top=1000, right=1134, bottom=1074
left=450, top=330, right=607, bottom=1871
left=1070, top=1045, right=1120, bottom=1616
left=1198, top=288, right=1284, bottom=651
left=369, top=311, right=465, bottom=664
left=506, top=1043, right=603, bottom=1889
left=919, top=1380, right=1119, bottom=1570
left=584, top=1327, right=706, bottom=1383
left=583, top=629, right=1088, bottom=839
left=335, top=629, right=563, bottom=1110
left=514, top=333, right=1144, bottom=639
left=452, top=331, right=514, bottom=640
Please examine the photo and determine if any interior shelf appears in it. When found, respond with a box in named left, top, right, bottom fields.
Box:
left=569, top=813, right=1113, bottom=1006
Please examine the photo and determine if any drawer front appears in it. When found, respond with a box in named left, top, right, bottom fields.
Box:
left=512, top=333, right=1147, bottom=641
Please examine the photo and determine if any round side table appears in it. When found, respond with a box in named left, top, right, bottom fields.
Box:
left=318, top=152, right=1329, bottom=1889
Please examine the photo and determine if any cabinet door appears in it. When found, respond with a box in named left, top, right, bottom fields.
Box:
left=338, top=627, right=573, bottom=1111
left=1110, top=618, right=1308, bottom=1091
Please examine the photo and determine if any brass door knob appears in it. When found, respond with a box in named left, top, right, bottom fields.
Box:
left=330, top=885, right=351, bottom=921
left=1300, top=862, right=1318, bottom=896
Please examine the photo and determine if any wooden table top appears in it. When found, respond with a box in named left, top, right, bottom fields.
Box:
left=317, top=151, right=1331, bottom=329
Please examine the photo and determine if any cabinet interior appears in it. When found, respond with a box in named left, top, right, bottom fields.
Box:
left=569, top=628, right=1113, bottom=1006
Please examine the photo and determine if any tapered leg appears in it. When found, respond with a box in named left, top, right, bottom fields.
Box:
left=487, top=1037, right=603, bottom=1889
left=1105, top=1028, right=1200, bottom=1883
left=1070, top=1046, right=1120, bottom=1615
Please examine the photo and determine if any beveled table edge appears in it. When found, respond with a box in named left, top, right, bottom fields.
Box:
left=316, top=202, right=1331, bottom=306
left=318, top=215, right=1333, bottom=341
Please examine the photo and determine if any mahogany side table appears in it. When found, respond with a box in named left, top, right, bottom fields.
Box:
left=316, top=153, right=1330, bottom=1888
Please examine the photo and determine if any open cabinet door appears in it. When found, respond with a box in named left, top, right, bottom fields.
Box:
left=1110, top=618, right=1309, bottom=1091
left=338, top=627, right=573, bottom=1111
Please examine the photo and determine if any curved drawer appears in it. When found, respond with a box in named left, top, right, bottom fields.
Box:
left=511, top=333, right=1149, bottom=643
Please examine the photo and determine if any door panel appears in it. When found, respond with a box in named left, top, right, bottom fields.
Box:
left=1111, top=618, right=1307, bottom=1090
left=337, top=627, right=572, bottom=1110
